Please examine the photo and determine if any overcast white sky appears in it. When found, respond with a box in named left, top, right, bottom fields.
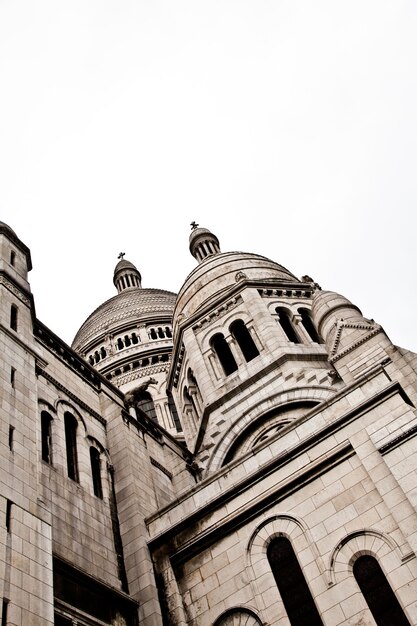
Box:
left=1, top=1, right=416, bottom=351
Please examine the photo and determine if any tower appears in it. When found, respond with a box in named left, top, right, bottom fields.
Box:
left=169, top=225, right=337, bottom=474
left=146, top=225, right=417, bottom=626
left=72, top=257, right=181, bottom=435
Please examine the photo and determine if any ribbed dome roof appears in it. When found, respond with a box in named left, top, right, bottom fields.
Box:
left=72, top=287, right=176, bottom=352
left=114, top=259, right=138, bottom=273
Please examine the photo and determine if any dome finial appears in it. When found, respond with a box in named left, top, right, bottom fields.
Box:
left=189, top=224, right=221, bottom=263
left=113, top=255, right=142, bottom=293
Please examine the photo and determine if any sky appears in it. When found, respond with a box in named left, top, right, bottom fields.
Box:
left=1, top=1, right=416, bottom=351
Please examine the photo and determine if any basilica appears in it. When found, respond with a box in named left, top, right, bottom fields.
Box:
left=1, top=219, right=417, bottom=625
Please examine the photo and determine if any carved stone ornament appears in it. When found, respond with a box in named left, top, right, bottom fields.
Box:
left=125, top=377, right=157, bottom=407
left=235, top=271, right=247, bottom=282
left=0, top=275, right=30, bottom=306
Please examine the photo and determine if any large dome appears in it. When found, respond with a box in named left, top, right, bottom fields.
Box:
left=173, top=250, right=299, bottom=328
left=72, top=287, right=176, bottom=353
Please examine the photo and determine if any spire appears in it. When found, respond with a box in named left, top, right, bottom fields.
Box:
left=189, top=223, right=221, bottom=263
left=113, top=255, right=142, bottom=293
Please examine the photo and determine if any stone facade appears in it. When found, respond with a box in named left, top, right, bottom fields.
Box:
left=1, top=220, right=417, bottom=625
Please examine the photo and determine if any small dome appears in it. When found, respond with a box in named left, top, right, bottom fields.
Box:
left=114, top=259, right=138, bottom=273
left=113, top=257, right=142, bottom=293
left=189, top=224, right=221, bottom=262
left=72, top=288, right=176, bottom=353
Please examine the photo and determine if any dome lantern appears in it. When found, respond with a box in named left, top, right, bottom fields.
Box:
left=189, top=222, right=221, bottom=263
left=113, top=253, right=142, bottom=294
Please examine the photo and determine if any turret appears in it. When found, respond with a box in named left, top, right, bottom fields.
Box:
left=169, top=225, right=332, bottom=472
left=113, top=254, right=142, bottom=293
left=189, top=222, right=221, bottom=263
left=312, top=290, right=389, bottom=383
left=0, top=221, right=34, bottom=341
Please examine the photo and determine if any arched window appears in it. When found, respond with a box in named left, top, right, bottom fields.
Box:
left=64, top=412, right=79, bottom=482
left=89, top=447, right=103, bottom=499
left=10, top=250, right=15, bottom=266
left=135, top=391, right=158, bottom=422
left=353, top=555, right=411, bottom=626
left=10, top=304, right=18, bottom=331
left=167, top=389, right=182, bottom=432
left=211, top=333, right=238, bottom=375
left=267, top=536, right=323, bottom=626
left=183, top=386, right=197, bottom=425
left=214, top=608, right=263, bottom=626
left=298, top=308, right=322, bottom=343
left=230, top=319, right=259, bottom=362
left=276, top=308, right=300, bottom=343
left=41, top=411, right=53, bottom=464
left=117, top=338, right=123, bottom=350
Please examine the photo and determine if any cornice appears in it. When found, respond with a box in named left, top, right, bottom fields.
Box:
left=0, top=273, right=31, bottom=306
left=34, top=321, right=126, bottom=406
left=329, top=320, right=382, bottom=362
left=192, top=350, right=329, bottom=455
left=169, top=279, right=317, bottom=388
left=147, top=379, right=412, bottom=563
left=379, top=422, right=417, bottom=455
left=149, top=442, right=354, bottom=564
left=36, top=366, right=107, bottom=426
left=0, top=321, right=47, bottom=368
left=0, top=224, right=32, bottom=270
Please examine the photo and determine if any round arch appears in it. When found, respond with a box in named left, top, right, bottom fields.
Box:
left=213, top=607, right=263, bottom=626
left=328, top=529, right=411, bottom=586
left=204, top=386, right=335, bottom=474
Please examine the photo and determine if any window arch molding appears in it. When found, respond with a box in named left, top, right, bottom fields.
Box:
left=297, top=307, right=322, bottom=343
left=87, top=437, right=109, bottom=500
left=38, top=399, right=56, bottom=414
left=205, top=386, right=335, bottom=475
left=38, top=400, right=57, bottom=466
left=246, top=515, right=325, bottom=622
left=275, top=306, right=301, bottom=343
left=213, top=606, right=264, bottom=626
left=134, top=390, right=158, bottom=422
left=229, top=319, right=260, bottom=363
left=328, top=529, right=413, bottom=586
left=199, top=309, right=258, bottom=352
left=210, top=332, right=238, bottom=376
left=327, top=530, right=416, bottom=624
left=221, top=400, right=319, bottom=466
left=55, top=401, right=89, bottom=485
left=55, top=400, right=88, bottom=434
